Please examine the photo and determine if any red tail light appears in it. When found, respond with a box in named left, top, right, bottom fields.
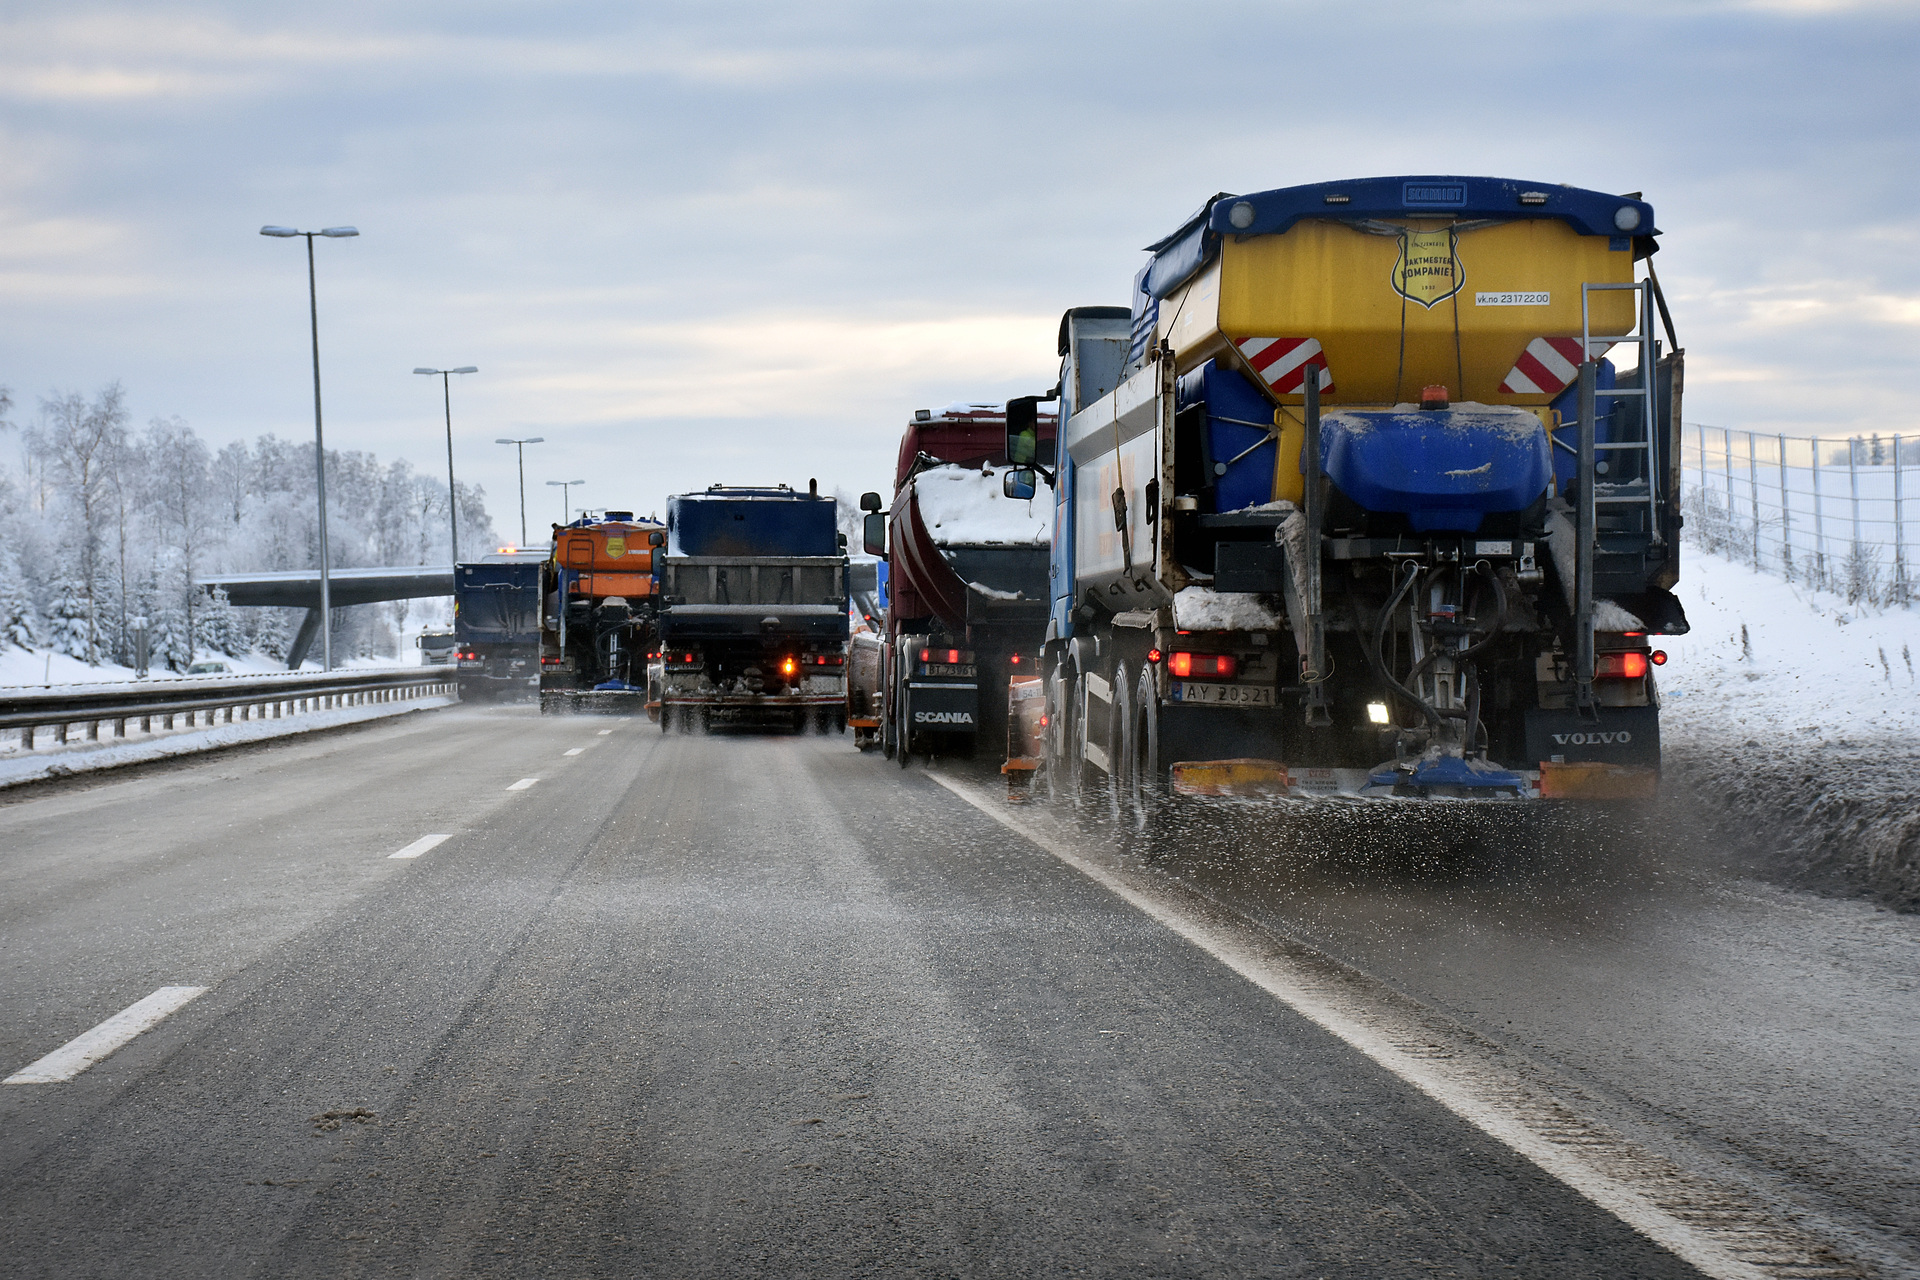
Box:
left=781, top=657, right=797, bottom=676
left=918, top=647, right=930, bottom=662
left=1009, top=653, right=1021, bottom=664
left=1147, top=648, right=1163, bottom=664
left=1596, top=652, right=1649, bottom=680
left=1650, top=650, right=1668, bottom=666
left=1168, top=652, right=1237, bottom=679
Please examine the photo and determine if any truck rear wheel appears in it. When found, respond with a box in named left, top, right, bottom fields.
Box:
left=1128, top=662, right=1164, bottom=833
left=1102, top=663, right=1133, bottom=825
left=896, top=689, right=913, bottom=767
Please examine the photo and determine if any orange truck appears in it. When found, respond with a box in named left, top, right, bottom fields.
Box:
left=539, top=511, right=665, bottom=714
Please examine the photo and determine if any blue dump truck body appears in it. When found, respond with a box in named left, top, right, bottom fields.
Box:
left=652, top=485, right=851, bottom=732
left=1012, top=176, right=1688, bottom=805
left=453, top=558, right=542, bottom=700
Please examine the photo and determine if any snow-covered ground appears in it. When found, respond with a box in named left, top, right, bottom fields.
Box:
left=1658, top=546, right=1919, bottom=911
left=0, top=692, right=455, bottom=789
left=1659, top=547, right=1919, bottom=745
left=0, top=646, right=429, bottom=690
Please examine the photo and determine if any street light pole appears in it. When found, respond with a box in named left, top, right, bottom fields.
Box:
left=546, top=479, right=586, bottom=527
left=262, top=223, right=358, bottom=671
left=495, top=436, right=545, bottom=546
left=414, top=366, right=478, bottom=565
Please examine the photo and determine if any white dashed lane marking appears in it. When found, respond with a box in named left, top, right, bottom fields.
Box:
left=564, top=748, right=584, bottom=756
left=507, top=778, right=539, bottom=791
left=388, top=834, right=452, bottom=860
left=5, top=986, right=209, bottom=1084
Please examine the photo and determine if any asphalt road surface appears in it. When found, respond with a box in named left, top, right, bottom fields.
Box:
left=0, top=703, right=1908, bottom=1277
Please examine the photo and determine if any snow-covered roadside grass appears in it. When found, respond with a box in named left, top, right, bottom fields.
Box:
left=0, top=646, right=427, bottom=689
left=1657, top=548, right=1920, bottom=910
left=0, top=692, right=454, bottom=790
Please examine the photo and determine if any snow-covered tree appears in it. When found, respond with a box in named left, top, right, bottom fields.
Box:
left=0, top=380, right=502, bottom=671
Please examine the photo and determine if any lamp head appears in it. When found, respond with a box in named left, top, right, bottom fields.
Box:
left=260, top=226, right=299, bottom=237
left=413, top=368, right=439, bottom=375
left=319, top=226, right=359, bottom=238
left=450, top=366, right=478, bottom=375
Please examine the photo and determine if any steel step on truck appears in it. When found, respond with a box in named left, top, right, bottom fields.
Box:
left=539, top=512, right=664, bottom=714
left=858, top=402, right=1055, bottom=766
left=1001, top=175, right=1688, bottom=809
left=654, top=483, right=851, bottom=732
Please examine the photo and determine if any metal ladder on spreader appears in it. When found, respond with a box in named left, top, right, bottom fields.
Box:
left=1571, top=280, right=1662, bottom=715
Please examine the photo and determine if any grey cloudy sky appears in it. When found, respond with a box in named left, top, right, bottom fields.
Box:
left=3, top=0, right=1915, bottom=537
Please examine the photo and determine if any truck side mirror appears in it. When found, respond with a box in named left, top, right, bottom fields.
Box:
left=1006, top=396, right=1038, bottom=466
left=647, top=531, right=663, bottom=547
left=1002, top=469, right=1038, bottom=501
left=862, top=511, right=888, bottom=559
left=859, top=491, right=883, bottom=513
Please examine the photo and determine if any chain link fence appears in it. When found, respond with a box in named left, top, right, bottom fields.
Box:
left=1681, top=423, right=1913, bottom=608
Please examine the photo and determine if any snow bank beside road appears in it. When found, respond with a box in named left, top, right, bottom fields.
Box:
left=0, top=692, right=454, bottom=790
left=1657, top=549, right=1920, bottom=910
left=0, top=647, right=426, bottom=690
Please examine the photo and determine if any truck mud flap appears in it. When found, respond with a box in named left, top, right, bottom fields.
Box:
left=1523, top=705, right=1660, bottom=770
left=906, top=681, right=978, bottom=735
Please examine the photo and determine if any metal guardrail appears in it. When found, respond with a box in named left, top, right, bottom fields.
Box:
left=0, top=668, right=455, bottom=750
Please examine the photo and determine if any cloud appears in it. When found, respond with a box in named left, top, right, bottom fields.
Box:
left=1, top=0, right=1916, bottom=512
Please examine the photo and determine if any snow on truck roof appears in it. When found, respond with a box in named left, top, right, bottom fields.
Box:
left=909, top=463, right=1050, bottom=547
left=895, top=400, right=1059, bottom=488
left=910, top=402, right=1059, bottom=425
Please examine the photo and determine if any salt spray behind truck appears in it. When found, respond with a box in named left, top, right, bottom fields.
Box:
left=1003, top=175, right=1686, bottom=811
left=654, top=484, right=851, bottom=732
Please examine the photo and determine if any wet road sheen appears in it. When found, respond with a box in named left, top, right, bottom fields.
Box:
left=1, top=705, right=1720, bottom=1277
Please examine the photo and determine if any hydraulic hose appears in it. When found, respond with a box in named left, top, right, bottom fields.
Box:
left=1457, top=560, right=1510, bottom=660
left=1366, top=560, right=1442, bottom=729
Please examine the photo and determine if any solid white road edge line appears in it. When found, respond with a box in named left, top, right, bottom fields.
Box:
left=506, top=778, right=539, bottom=790
left=5, top=986, right=209, bottom=1084
left=389, top=833, right=453, bottom=860
left=929, top=773, right=1846, bottom=1280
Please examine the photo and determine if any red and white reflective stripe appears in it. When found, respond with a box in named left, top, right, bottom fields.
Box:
left=1237, top=337, right=1334, bottom=394
left=1499, top=336, right=1611, bottom=396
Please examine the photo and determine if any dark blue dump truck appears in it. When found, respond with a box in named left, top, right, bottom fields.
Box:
left=453, top=551, right=545, bottom=701
left=651, top=484, right=851, bottom=732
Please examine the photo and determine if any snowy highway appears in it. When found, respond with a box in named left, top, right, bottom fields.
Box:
left=0, top=704, right=1915, bottom=1277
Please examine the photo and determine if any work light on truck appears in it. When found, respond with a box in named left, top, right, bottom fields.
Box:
left=1168, top=652, right=1237, bottom=679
